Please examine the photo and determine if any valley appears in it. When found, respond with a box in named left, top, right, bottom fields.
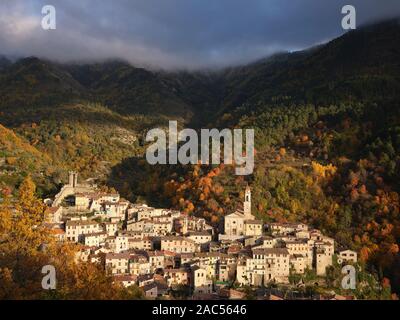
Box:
left=1, top=18, right=400, bottom=297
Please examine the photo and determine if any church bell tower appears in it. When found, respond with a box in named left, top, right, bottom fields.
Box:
left=68, top=171, right=78, bottom=188
left=244, top=185, right=252, bottom=218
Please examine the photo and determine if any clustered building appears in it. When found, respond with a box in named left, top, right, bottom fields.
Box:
left=45, top=172, right=357, bottom=299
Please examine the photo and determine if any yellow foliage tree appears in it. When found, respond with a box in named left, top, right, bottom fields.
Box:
left=0, top=177, right=141, bottom=300
left=311, top=161, right=337, bottom=180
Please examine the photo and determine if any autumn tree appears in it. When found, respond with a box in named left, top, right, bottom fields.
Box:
left=0, top=177, right=140, bottom=300
left=0, top=176, right=52, bottom=298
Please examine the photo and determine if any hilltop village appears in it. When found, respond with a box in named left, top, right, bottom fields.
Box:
left=44, top=172, right=358, bottom=299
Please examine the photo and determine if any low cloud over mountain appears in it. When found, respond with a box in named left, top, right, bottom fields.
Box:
left=1, top=0, right=400, bottom=70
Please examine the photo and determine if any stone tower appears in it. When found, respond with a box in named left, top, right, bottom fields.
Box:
left=244, top=185, right=252, bottom=218
left=68, top=171, right=78, bottom=188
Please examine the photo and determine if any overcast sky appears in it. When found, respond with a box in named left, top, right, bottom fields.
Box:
left=0, top=0, right=399, bottom=70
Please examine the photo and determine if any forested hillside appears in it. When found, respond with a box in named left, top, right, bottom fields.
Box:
left=1, top=18, right=400, bottom=294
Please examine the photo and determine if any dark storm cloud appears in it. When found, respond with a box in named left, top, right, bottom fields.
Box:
left=0, top=0, right=399, bottom=69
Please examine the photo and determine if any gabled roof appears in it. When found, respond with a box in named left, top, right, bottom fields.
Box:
left=114, top=274, right=137, bottom=282
left=252, top=248, right=289, bottom=256
left=225, top=211, right=245, bottom=219
left=339, top=249, right=357, bottom=254
left=50, top=228, right=65, bottom=235
left=105, top=252, right=130, bottom=260
left=66, top=220, right=99, bottom=227
left=47, top=206, right=62, bottom=214
left=142, top=283, right=158, bottom=292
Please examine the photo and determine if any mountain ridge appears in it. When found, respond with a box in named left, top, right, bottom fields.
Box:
left=2, top=18, right=399, bottom=127
left=1, top=17, right=400, bottom=294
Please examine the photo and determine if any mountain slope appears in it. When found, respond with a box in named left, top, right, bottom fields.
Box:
left=106, top=19, right=400, bottom=295
left=0, top=56, right=11, bottom=70
left=216, top=19, right=400, bottom=120
left=0, top=18, right=399, bottom=186
left=0, top=57, right=87, bottom=110
left=0, top=124, right=55, bottom=195
left=1, top=17, right=400, bottom=295
left=64, top=61, right=194, bottom=119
